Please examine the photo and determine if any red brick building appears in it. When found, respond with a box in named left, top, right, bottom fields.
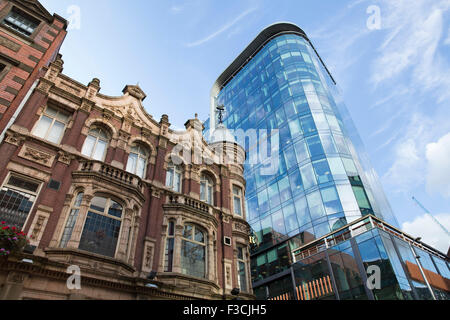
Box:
left=0, top=0, right=67, bottom=137
left=0, top=50, right=253, bottom=299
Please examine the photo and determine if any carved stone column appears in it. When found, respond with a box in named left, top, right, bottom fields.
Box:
left=66, top=194, right=93, bottom=249
left=128, top=214, right=140, bottom=265
left=172, top=224, right=184, bottom=274
left=49, top=193, right=74, bottom=247
left=116, top=208, right=133, bottom=261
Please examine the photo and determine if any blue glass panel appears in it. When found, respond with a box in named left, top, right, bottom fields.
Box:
left=306, top=135, right=324, bottom=157
left=288, top=169, right=304, bottom=196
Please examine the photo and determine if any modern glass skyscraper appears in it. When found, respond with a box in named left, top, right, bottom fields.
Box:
left=204, top=23, right=447, bottom=299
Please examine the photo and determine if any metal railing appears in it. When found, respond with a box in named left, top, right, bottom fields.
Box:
left=292, top=214, right=448, bottom=263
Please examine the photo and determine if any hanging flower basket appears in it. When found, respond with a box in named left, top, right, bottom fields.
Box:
left=0, top=221, right=30, bottom=257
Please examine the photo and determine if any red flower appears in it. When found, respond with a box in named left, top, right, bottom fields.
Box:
left=2, top=226, right=9, bottom=230
left=0, top=221, right=5, bottom=225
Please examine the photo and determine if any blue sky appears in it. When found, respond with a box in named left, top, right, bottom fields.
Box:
left=40, top=0, right=450, bottom=252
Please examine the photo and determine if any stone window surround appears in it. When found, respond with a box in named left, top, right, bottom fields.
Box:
left=0, top=170, right=44, bottom=231
left=0, top=3, right=46, bottom=43
left=50, top=183, right=142, bottom=266
left=234, top=239, right=251, bottom=294
left=159, top=214, right=217, bottom=283
left=231, top=180, right=246, bottom=220
left=81, top=118, right=157, bottom=170
left=31, top=105, right=71, bottom=145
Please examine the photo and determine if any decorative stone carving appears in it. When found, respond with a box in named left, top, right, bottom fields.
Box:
left=151, top=188, right=161, bottom=199
left=6, top=272, right=27, bottom=284
left=31, top=215, right=46, bottom=240
left=60, top=82, right=81, bottom=96
left=141, top=127, right=152, bottom=139
left=58, top=151, right=73, bottom=165
left=103, top=109, right=114, bottom=120
left=36, top=78, right=53, bottom=94
left=222, top=214, right=232, bottom=224
left=123, top=85, right=147, bottom=101
left=19, top=145, right=55, bottom=167
left=145, top=246, right=153, bottom=269
left=234, top=222, right=249, bottom=233
left=4, top=132, right=25, bottom=147
left=80, top=98, right=94, bottom=113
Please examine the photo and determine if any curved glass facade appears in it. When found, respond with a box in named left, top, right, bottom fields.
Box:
left=206, top=29, right=400, bottom=285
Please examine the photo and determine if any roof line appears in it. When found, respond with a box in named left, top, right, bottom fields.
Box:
left=210, top=22, right=336, bottom=98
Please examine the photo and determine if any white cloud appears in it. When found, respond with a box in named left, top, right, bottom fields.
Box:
left=445, top=27, right=450, bottom=44
left=426, top=132, right=450, bottom=197
left=186, top=7, right=257, bottom=47
left=170, top=5, right=184, bottom=14
left=383, top=138, right=423, bottom=188
left=371, top=0, right=450, bottom=102
left=382, top=114, right=434, bottom=192
left=402, top=213, right=450, bottom=253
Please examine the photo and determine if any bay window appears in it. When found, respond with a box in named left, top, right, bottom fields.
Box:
left=78, top=196, right=123, bottom=258
left=181, top=224, right=207, bottom=278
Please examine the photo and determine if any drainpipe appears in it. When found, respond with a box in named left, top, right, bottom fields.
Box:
left=0, top=80, right=39, bottom=142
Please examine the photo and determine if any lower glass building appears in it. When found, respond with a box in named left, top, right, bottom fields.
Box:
left=265, top=215, right=449, bottom=300
left=204, top=22, right=449, bottom=299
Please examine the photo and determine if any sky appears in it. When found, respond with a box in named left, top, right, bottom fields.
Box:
left=39, top=0, right=450, bottom=253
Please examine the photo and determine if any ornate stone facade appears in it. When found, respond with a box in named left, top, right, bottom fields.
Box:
left=0, top=53, right=253, bottom=300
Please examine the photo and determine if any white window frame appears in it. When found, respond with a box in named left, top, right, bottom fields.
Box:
left=0, top=172, right=43, bottom=230
left=31, top=106, right=70, bottom=144
left=236, top=244, right=249, bottom=293
left=200, top=174, right=214, bottom=205
left=126, top=144, right=149, bottom=179
left=3, top=7, right=40, bottom=37
left=232, top=185, right=244, bottom=217
left=81, top=127, right=110, bottom=161
left=166, top=162, right=182, bottom=193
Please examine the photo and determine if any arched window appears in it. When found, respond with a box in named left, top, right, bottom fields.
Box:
left=164, top=220, right=175, bottom=272
left=60, top=192, right=84, bottom=248
left=78, top=196, right=123, bottom=258
left=166, top=162, right=182, bottom=192
left=126, top=143, right=149, bottom=178
left=81, top=127, right=110, bottom=161
left=181, top=224, right=207, bottom=278
left=200, top=174, right=214, bottom=205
